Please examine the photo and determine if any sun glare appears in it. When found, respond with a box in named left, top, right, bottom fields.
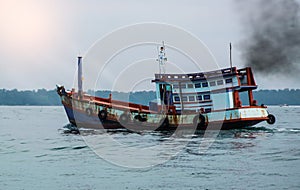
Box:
left=0, top=1, right=56, bottom=55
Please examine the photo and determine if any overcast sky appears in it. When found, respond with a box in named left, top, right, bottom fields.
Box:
left=0, top=0, right=299, bottom=90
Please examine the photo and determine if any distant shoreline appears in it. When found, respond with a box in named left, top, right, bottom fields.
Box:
left=0, top=88, right=299, bottom=106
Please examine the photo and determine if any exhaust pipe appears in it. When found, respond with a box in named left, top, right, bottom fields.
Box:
left=78, top=56, right=83, bottom=99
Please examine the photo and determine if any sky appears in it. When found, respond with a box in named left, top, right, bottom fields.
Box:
left=0, top=0, right=299, bottom=91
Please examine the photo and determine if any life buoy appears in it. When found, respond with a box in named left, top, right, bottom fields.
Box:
left=267, top=114, right=276, bottom=125
left=98, top=110, right=107, bottom=121
left=86, top=108, right=93, bottom=116
left=134, top=115, right=147, bottom=122
left=193, top=114, right=205, bottom=128
left=119, top=113, right=129, bottom=125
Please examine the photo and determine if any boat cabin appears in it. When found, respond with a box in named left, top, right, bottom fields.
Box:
left=152, top=67, right=258, bottom=114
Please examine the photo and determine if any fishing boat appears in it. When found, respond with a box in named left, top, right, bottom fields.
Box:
left=57, top=44, right=276, bottom=131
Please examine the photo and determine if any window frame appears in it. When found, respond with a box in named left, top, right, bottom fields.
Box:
left=181, top=96, right=188, bottom=102
left=202, top=82, right=209, bottom=87
left=174, top=96, right=180, bottom=102
left=217, top=80, right=224, bottom=85
left=203, top=94, right=211, bottom=100
left=225, top=78, right=233, bottom=84
left=194, top=83, right=201, bottom=88
left=209, top=81, right=216, bottom=87
left=188, top=96, right=195, bottom=102
left=187, top=83, right=194, bottom=89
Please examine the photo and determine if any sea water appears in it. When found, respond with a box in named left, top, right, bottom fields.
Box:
left=0, top=106, right=299, bottom=190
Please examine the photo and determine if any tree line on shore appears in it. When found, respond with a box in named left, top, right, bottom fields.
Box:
left=0, top=88, right=299, bottom=106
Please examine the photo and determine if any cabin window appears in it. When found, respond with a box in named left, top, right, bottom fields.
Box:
left=180, top=83, right=187, bottom=89
left=204, top=94, right=211, bottom=100
left=225, top=78, right=233, bottom=84
left=217, top=80, right=224, bottom=85
left=195, top=83, right=201, bottom=88
left=174, top=96, right=180, bottom=102
left=173, top=84, right=179, bottom=89
left=209, top=81, right=216, bottom=86
left=202, top=82, right=208, bottom=87
left=182, top=96, right=188, bottom=102
left=205, top=108, right=212, bottom=113
left=197, top=95, right=203, bottom=101
left=187, top=84, right=194, bottom=88
left=188, top=96, right=195, bottom=102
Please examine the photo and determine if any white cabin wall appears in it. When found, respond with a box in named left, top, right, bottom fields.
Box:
left=154, top=75, right=238, bottom=111
left=233, top=76, right=239, bottom=86
left=211, top=92, right=233, bottom=110
left=228, top=92, right=234, bottom=108
left=211, top=93, right=226, bottom=110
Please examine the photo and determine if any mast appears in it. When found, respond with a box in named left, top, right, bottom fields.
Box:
left=157, top=41, right=167, bottom=75
left=78, top=56, right=83, bottom=99
left=230, top=43, right=233, bottom=71
left=156, top=42, right=168, bottom=112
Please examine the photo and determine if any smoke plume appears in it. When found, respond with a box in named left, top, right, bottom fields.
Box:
left=236, top=0, right=300, bottom=75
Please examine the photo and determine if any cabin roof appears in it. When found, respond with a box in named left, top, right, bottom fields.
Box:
left=152, top=67, right=237, bottom=83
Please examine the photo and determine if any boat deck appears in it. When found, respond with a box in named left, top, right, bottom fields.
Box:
left=72, top=93, right=159, bottom=114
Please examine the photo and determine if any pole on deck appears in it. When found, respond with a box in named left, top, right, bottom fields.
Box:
left=230, top=43, right=233, bottom=72
left=78, top=56, right=83, bottom=99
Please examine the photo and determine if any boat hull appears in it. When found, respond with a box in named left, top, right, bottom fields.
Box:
left=62, top=102, right=268, bottom=131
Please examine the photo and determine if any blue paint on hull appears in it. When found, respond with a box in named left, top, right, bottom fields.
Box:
left=63, top=105, right=106, bottom=127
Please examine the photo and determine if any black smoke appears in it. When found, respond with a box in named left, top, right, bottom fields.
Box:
left=236, top=0, right=300, bottom=75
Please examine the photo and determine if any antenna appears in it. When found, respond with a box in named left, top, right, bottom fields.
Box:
left=157, top=41, right=167, bottom=75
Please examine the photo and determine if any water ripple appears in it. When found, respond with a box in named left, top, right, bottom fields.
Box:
left=50, top=146, right=69, bottom=151
left=0, top=106, right=299, bottom=189
left=72, top=146, right=88, bottom=150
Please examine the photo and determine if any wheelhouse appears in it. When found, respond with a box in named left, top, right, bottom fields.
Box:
left=152, top=67, right=258, bottom=114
